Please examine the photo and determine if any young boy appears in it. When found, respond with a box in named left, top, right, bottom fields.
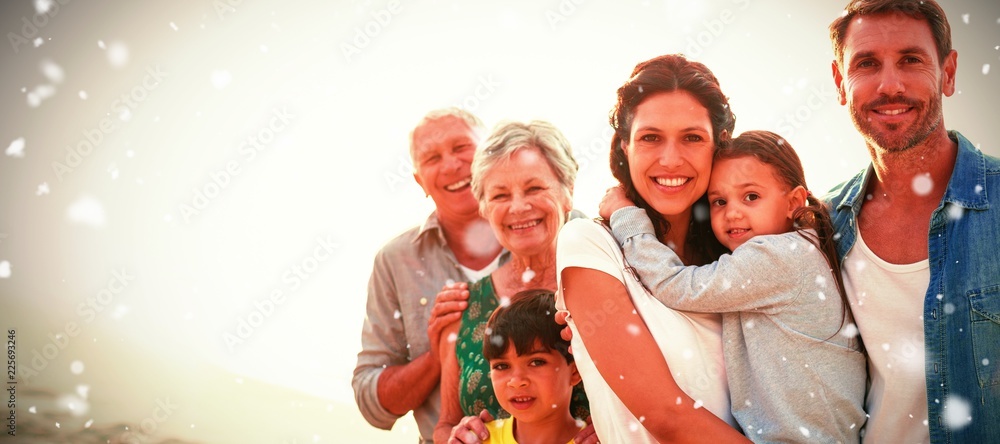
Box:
left=479, top=289, right=585, bottom=444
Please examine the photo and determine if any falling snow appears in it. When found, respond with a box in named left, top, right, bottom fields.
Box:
left=41, top=59, right=65, bottom=84
left=799, top=426, right=811, bottom=437
left=211, top=69, right=232, bottom=89
left=985, top=64, right=992, bottom=75
left=70, top=360, right=85, bottom=375
left=521, top=268, right=536, bottom=283
left=37, top=183, right=50, bottom=195
left=170, top=21, right=179, bottom=31
left=0, top=261, right=11, bottom=279
left=26, top=84, right=56, bottom=108
left=943, top=395, right=973, bottom=430
left=841, top=323, right=859, bottom=338
left=947, top=204, right=964, bottom=220
left=35, top=0, right=54, bottom=14
left=5, top=137, right=25, bottom=158
left=962, top=13, right=970, bottom=24
left=626, top=323, right=640, bottom=336
left=106, top=41, right=130, bottom=68
left=66, top=196, right=105, bottom=227
left=912, top=174, right=933, bottom=196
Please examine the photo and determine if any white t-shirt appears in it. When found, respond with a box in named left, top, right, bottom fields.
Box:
left=459, top=252, right=503, bottom=283
left=555, top=219, right=735, bottom=443
left=843, top=231, right=930, bottom=443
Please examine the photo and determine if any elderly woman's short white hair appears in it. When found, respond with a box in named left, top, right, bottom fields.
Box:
left=471, top=120, right=578, bottom=203
left=408, top=107, right=487, bottom=164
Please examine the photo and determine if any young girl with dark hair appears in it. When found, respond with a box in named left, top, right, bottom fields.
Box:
left=602, top=130, right=866, bottom=442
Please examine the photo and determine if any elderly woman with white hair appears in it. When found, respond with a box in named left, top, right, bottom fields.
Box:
left=431, top=120, right=590, bottom=443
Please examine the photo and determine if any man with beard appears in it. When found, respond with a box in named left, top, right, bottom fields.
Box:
left=825, top=0, right=1000, bottom=442
left=353, top=108, right=505, bottom=443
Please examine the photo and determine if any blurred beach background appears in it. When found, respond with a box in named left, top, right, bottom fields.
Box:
left=0, top=0, right=997, bottom=442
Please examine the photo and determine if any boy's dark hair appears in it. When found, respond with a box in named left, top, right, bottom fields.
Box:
left=482, top=289, right=573, bottom=364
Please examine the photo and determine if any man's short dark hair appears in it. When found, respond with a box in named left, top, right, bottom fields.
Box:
left=829, top=0, right=952, bottom=67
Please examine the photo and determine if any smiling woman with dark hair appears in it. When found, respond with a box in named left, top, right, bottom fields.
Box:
left=556, top=54, right=746, bottom=443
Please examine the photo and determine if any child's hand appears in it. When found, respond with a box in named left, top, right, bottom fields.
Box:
left=554, top=310, right=574, bottom=354
left=449, top=409, right=494, bottom=443
left=599, top=185, right=635, bottom=220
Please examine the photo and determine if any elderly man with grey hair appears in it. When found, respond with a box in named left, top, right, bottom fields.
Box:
left=353, top=108, right=507, bottom=444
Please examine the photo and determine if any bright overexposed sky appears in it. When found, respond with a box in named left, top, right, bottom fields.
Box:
left=1, top=0, right=998, bottom=442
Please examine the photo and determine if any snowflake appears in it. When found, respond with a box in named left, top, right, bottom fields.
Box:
left=912, top=174, right=933, bottom=196
left=211, top=69, right=232, bottom=89
left=67, top=196, right=106, bottom=227
left=4, top=138, right=24, bottom=158
left=106, top=41, right=130, bottom=68
left=841, top=323, right=859, bottom=338
left=942, top=395, right=973, bottom=430
left=521, top=268, right=536, bottom=283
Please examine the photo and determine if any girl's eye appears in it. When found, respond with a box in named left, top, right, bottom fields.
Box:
left=684, top=134, right=704, bottom=142
left=711, top=198, right=726, bottom=207
left=491, top=363, right=509, bottom=371
left=529, top=359, right=547, bottom=367
left=744, top=193, right=760, bottom=202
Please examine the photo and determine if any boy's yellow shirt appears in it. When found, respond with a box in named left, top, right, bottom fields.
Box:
left=483, top=418, right=579, bottom=444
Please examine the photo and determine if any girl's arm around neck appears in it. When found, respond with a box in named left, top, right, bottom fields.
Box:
left=610, top=207, right=808, bottom=314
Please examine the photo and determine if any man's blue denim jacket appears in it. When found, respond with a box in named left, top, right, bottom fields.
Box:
left=825, top=131, right=1000, bottom=442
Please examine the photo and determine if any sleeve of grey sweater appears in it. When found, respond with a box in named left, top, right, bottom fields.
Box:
left=608, top=206, right=811, bottom=314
